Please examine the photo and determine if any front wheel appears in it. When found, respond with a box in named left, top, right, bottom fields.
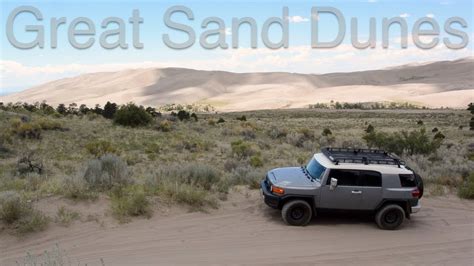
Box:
left=281, top=200, right=313, bottom=226
left=375, top=204, right=405, bottom=230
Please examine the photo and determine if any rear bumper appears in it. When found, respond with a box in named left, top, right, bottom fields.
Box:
left=411, top=202, right=421, bottom=213
left=261, top=180, right=282, bottom=209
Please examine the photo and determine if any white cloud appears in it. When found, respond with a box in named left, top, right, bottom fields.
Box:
left=426, top=13, right=435, bottom=18
left=400, top=13, right=410, bottom=18
left=286, top=16, right=309, bottom=23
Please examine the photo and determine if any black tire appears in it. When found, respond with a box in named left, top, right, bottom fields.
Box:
left=281, top=200, right=313, bottom=226
left=375, top=204, right=405, bottom=230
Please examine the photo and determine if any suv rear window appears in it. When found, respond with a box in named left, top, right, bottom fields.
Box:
left=359, top=171, right=382, bottom=187
left=399, top=174, right=416, bottom=187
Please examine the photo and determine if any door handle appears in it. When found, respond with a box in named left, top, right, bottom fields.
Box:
left=351, top=190, right=362, bottom=194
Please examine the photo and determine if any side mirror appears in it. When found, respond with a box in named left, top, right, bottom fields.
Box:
left=329, top=178, right=338, bottom=190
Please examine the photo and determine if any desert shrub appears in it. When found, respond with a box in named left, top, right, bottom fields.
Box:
left=177, top=110, right=191, bottom=121
left=55, top=206, right=80, bottom=227
left=85, top=140, right=119, bottom=157
left=0, top=191, right=24, bottom=224
left=157, top=164, right=220, bottom=191
left=432, top=127, right=439, bottom=133
left=229, top=166, right=264, bottom=189
left=16, top=210, right=49, bottom=234
left=83, top=154, right=131, bottom=190
left=223, top=158, right=240, bottom=171
left=240, top=128, right=256, bottom=140
left=236, top=115, right=247, bottom=121
left=458, top=173, right=474, bottom=199
left=62, top=175, right=98, bottom=200
left=17, top=153, right=43, bottom=175
left=267, top=126, right=287, bottom=139
left=10, top=119, right=41, bottom=139
left=191, top=113, right=198, bottom=121
left=110, top=185, right=152, bottom=222
left=157, top=119, right=173, bottom=132
left=365, top=124, right=375, bottom=134
left=322, top=128, right=332, bottom=136
left=250, top=155, right=263, bottom=168
left=433, top=132, right=445, bottom=140
left=217, top=118, right=225, bottom=124
left=417, top=120, right=424, bottom=125
left=286, top=132, right=305, bottom=147
left=231, top=140, right=256, bottom=158
left=103, top=101, right=117, bottom=119
left=113, top=103, right=152, bottom=127
left=208, top=119, right=216, bottom=126
left=0, top=191, right=49, bottom=233
left=157, top=182, right=217, bottom=209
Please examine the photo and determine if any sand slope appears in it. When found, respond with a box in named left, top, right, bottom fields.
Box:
left=1, top=189, right=473, bottom=265
left=2, top=58, right=474, bottom=110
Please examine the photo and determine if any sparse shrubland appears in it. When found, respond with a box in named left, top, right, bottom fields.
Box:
left=0, top=102, right=472, bottom=234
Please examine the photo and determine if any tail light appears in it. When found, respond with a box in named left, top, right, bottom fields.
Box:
left=412, top=188, right=421, bottom=198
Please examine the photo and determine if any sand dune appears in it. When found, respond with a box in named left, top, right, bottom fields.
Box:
left=2, top=57, right=473, bottom=111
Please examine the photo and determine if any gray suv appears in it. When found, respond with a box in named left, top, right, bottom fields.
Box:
left=261, top=148, right=423, bottom=230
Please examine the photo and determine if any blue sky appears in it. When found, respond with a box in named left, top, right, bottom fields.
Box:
left=1, top=0, right=473, bottom=94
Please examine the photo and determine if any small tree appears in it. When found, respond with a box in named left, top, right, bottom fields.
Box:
left=113, top=103, right=152, bottom=127
left=103, top=101, right=117, bottom=119
left=56, top=104, right=67, bottom=115
left=177, top=110, right=190, bottom=121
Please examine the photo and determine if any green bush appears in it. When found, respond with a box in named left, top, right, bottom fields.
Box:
left=113, top=103, right=153, bottom=127
left=231, top=140, right=255, bottom=159
left=250, top=155, right=263, bottom=168
left=322, top=128, right=333, bottom=136
left=85, top=140, right=119, bottom=157
left=458, top=173, right=474, bottom=199
left=364, top=128, right=442, bottom=155
left=111, top=186, right=152, bottom=222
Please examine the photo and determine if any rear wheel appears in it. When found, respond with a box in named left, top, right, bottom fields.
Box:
left=282, top=200, right=313, bottom=226
left=375, top=204, right=405, bottom=230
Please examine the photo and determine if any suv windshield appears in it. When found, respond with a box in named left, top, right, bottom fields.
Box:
left=306, top=158, right=326, bottom=181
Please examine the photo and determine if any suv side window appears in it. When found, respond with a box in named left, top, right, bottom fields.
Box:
left=358, top=171, right=382, bottom=187
left=327, top=169, right=359, bottom=186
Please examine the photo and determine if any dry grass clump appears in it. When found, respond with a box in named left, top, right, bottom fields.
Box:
left=0, top=191, right=49, bottom=234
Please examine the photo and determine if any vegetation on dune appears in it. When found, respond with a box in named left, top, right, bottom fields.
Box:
left=0, top=101, right=473, bottom=233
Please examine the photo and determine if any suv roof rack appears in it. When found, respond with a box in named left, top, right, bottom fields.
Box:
left=321, top=147, right=405, bottom=167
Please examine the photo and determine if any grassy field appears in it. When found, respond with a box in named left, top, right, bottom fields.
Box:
left=0, top=107, right=473, bottom=235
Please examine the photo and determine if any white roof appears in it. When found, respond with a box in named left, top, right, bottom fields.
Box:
left=314, top=153, right=413, bottom=175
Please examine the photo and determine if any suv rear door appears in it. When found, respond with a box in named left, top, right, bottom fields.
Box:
left=357, top=170, right=383, bottom=210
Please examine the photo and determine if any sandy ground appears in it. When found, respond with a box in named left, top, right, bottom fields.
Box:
left=1, top=189, right=473, bottom=265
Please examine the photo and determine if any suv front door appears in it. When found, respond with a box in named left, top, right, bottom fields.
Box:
left=319, top=169, right=362, bottom=210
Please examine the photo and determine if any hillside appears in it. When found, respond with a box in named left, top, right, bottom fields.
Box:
left=2, top=57, right=473, bottom=110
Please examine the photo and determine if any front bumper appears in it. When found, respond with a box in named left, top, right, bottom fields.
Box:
left=261, top=180, right=282, bottom=209
left=411, top=202, right=421, bottom=213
